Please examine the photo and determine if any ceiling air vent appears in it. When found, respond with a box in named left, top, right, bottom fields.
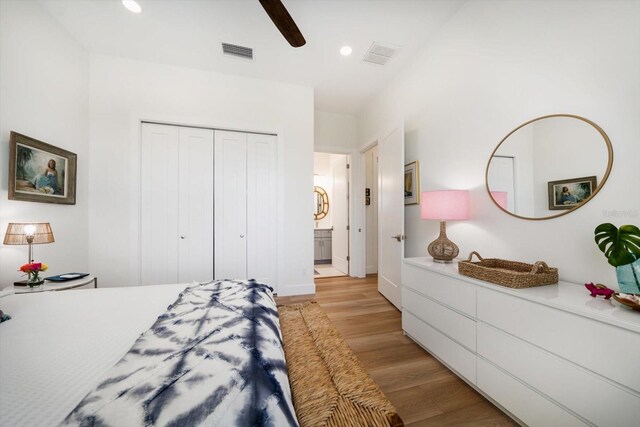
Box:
left=362, top=42, right=399, bottom=66
left=222, top=43, right=253, bottom=60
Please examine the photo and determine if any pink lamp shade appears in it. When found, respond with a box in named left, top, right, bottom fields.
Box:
left=490, top=191, right=508, bottom=210
left=421, top=190, right=469, bottom=221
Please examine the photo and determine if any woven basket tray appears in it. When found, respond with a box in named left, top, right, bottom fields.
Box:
left=458, top=251, right=558, bottom=289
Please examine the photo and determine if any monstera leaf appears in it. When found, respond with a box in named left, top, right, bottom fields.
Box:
left=594, top=223, right=640, bottom=267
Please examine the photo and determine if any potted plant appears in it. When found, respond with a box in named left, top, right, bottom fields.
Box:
left=594, top=223, right=640, bottom=294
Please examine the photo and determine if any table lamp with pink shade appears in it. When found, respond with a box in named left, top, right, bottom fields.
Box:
left=421, top=190, right=469, bottom=263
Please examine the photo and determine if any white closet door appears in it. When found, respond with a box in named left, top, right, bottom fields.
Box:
left=141, top=123, right=180, bottom=285
left=214, top=130, right=247, bottom=280
left=178, top=127, right=214, bottom=283
left=246, top=133, right=277, bottom=287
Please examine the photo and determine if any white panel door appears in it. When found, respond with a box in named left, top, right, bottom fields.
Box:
left=214, top=130, right=247, bottom=280
left=246, top=133, right=277, bottom=287
left=140, top=123, right=180, bottom=285
left=331, top=156, right=349, bottom=274
left=378, top=127, right=404, bottom=309
left=178, top=127, right=214, bottom=283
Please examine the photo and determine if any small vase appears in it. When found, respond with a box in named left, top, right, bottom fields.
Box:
left=27, top=276, right=44, bottom=289
left=616, top=258, right=640, bottom=294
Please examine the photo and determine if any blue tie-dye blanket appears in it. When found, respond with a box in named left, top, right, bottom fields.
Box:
left=62, top=280, right=299, bottom=427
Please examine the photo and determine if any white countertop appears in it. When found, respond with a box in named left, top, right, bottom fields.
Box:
left=404, top=257, right=640, bottom=334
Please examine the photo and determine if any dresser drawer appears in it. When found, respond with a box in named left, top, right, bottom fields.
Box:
left=477, top=358, right=587, bottom=427
left=403, top=311, right=476, bottom=384
left=477, top=287, right=640, bottom=393
left=403, top=287, right=476, bottom=351
left=478, top=323, right=640, bottom=426
left=402, top=262, right=476, bottom=317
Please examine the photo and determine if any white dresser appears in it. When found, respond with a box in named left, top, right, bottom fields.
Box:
left=402, top=257, right=640, bottom=427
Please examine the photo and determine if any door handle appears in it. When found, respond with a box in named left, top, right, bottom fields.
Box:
left=391, top=234, right=405, bottom=242
left=180, top=236, right=186, bottom=240
left=240, top=234, right=245, bottom=238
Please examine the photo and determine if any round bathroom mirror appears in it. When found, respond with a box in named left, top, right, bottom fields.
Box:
left=314, top=186, right=329, bottom=220
left=486, top=114, right=613, bottom=220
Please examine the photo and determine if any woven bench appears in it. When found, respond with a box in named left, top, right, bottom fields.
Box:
left=278, top=302, right=403, bottom=427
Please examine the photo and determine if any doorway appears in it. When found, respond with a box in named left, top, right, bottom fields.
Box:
left=364, top=145, right=378, bottom=275
left=313, top=152, right=349, bottom=278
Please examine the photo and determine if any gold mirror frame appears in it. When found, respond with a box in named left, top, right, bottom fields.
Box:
left=485, top=114, right=614, bottom=221
left=314, top=186, right=329, bottom=220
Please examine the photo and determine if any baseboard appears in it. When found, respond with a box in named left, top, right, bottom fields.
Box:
left=366, top=265, right=378, bottom=275
left=276, top=282, right=316, bottom=297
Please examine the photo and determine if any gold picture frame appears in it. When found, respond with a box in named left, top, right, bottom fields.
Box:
left=404, top=161, right=420, bottom=205
left=8, top=131, right=77, bottom=205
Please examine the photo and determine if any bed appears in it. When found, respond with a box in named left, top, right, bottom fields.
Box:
left=0, top=280, right=296, bottom=427
left=0, top=280, right=402, bottom=427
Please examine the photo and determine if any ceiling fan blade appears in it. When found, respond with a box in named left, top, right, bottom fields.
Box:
left=258, top=0, right=306, bottom=48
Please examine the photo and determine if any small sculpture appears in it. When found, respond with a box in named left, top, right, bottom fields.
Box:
left=585, top=282, right=614, bottom=299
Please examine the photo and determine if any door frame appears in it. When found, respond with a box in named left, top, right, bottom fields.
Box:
left=314, top=147, right=356, bottom=277
left=348, top=123, right=406, bottom=280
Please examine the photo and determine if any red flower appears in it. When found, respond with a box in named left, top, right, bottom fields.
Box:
left=19, top=262, right=43, bottom=273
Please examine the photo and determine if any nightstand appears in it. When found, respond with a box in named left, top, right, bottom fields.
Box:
left=9, top=276, right=97, bottom=294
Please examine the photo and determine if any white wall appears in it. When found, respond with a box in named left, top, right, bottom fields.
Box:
left=314, top=110, right=358, bottom=151
left=88, top=54, right=314, bottom=296
left=358, top=0, right=640, bottom=288
left=0, top=0, right=89, bottom=284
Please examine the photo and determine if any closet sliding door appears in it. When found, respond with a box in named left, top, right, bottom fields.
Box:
left=177, top=127, right=214, bottom=283
left=141, top=123, right=214, bottom=285
left=246, top=133, right=277, bottom=285
left=141, top=124, right=180, bottom=285
left=141, top=124, right=277, bottom=288
left=214, top=130, right=247, bottom=280
left=214, top=131, right=277, bottom=287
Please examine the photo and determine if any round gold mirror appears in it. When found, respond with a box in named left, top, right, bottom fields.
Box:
left=314, top=186, right=329, bottom=220
left=486, top=114, right=613, bottom=220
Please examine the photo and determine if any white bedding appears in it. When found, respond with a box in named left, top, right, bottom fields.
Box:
left=0, top=284, right=186, bottom=427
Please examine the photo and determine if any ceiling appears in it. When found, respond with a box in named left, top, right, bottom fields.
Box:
left=38, top=0, right=465, bottom=115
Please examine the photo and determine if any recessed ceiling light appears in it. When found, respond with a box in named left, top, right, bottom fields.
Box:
left=122, top=0, right=142, bottom=14
left=340, top=46, right=353, bottom=56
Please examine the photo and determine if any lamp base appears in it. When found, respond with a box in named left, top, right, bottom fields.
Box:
left=427, top=221, right=459, bottom=263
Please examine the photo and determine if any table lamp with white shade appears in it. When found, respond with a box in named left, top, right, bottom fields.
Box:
left=3, top=222, right=55, bottom=285
left=421, top=190, right=469, bottom=263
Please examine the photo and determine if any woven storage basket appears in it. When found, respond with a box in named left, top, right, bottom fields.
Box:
left=458, top=251, right=558, bottom=288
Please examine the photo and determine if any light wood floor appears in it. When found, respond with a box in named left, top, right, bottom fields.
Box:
left=276, top=275, right=518, bottom=427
